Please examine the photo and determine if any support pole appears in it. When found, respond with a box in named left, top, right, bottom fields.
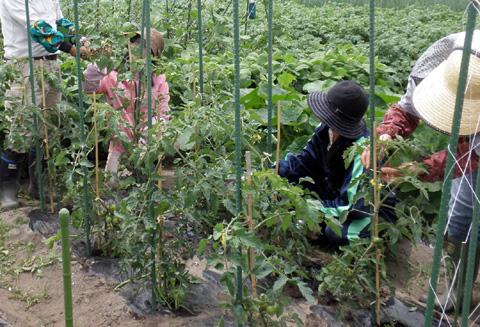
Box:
left=24, top=0, right=45, bottom=212
left=197, top=0, right=204, bottom=98
left=233, top=0, right=243, bottom=323
left=245, top=151, right=257, bottom=298
left=73, top=0, right=91, bottom=257
left=424, top=3, right=477, bottom=326
left=372, top=122, right=381, bottom=326
left=59, top=208, right=73, bottom=327
left=39, top=60, right=55, bottom=213
left=368, top=1, right=379, bottom=324
left=266, top=0, right=273, bottom=153
left=275, top=100, right=281, bottom=175
left=142, top=0, right=157, bottom=311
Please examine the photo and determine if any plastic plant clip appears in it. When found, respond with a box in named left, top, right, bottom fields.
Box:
left=248, top=0, right=256, bottom=19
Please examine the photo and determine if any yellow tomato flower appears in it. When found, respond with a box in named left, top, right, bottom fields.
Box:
left=221, top=232, right=226, bottom=247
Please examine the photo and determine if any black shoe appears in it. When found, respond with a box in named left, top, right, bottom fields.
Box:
left=1, top=150, right=25, bottom=210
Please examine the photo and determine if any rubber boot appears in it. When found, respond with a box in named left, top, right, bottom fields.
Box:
left=420, top=236, right=480, bottom=312
left=1, top=150, right=25, bottom=210
left=105, top=151, right=121, bottom=190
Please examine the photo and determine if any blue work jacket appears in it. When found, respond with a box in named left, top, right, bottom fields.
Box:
left=277, top=124, right=398, bottom=245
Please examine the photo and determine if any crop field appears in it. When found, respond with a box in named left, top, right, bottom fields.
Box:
left=299, top=0, right=467, bottom=11
left=0, top=0, right=479, bottom=326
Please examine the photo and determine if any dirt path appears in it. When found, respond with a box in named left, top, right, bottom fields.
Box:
left=1, top=205, right=479, bottom=327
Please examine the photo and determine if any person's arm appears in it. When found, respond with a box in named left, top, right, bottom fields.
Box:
left=376, top=103, right=420, bottom=139
left=420, top=138, right=479, bottom=183
left=30, top=19, right=73, bottom=54
left=30, top=2, right=87, bottom=56
left=381, top=138, right=479, bottom=183
left=83, top=63, right=108, bottom=94
left=276, top=125, right=329, bottom=184
left=153, top=74, right=171, bottom=121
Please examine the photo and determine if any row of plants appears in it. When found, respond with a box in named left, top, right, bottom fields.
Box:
left=297, top=0, right=470, bottom=12
left=0, top=0, right=465, bottom=324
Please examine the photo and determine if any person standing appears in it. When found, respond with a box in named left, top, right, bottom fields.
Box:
left=361, top=31, right=480, bottom=312
left=0, top=0, right=89, bottom=209
left=83, top=29, right=170, bottom=190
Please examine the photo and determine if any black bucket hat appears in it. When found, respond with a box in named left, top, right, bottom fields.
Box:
left=307, top=80, right=369, bottom=139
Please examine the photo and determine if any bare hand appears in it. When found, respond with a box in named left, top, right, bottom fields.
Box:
left=360, top=134, right=392, bottom=169
left=380, top=162, right=421, bottom=184
left=70, top=45, right=90, bottom=59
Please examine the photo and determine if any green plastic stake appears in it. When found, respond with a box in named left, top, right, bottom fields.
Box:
left=266, top=0, right=273, bottom=154
left=24, top=0, right=45, bottom=213
left=59, top=208, right=73, bottom=327
left=197, top=0, right=204, bottom=97
left=424, top=3, right=477, bottom=326
left=233, top=0, right=243, bottom=324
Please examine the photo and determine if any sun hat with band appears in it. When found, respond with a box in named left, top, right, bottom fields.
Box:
left=307, top=80, right=369, bottom=139
left=412, top=48, right=480, bottom=137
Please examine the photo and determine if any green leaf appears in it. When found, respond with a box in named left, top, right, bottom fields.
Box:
left=237, top=230, right=263, bottom=249
left=213, top=223, right=224, bottom=240
left=295, top=280, right=315, bottom=304
left=278, top=72, right=296, bottom=87
left=198, top=239, right=208, bottom=254
left=154, top=202, right=170, bottom=216
left=273, top=275, right=289, bottom=291
left=303, top=80, right=328, bottom=93
left=281, top=214, right=292, bottom=232
left=284, top=53, right=296, bottom=64
left=79, top=159, right=94, bottom=168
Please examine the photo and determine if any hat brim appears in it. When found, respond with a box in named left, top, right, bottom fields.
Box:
left=413, top=58, right=480, bottom=137
left=307, top=91, right=366, bottom=139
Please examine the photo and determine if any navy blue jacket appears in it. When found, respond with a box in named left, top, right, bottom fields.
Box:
left=277, top=124, right=398, bottom=245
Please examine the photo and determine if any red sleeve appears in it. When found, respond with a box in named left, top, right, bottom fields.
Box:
left=420, top=138, right=479, bottom=183
left=376, top=104, right=420, bottom=139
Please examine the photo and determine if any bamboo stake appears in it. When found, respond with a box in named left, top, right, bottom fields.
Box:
left=39, top=60, right=54, bottom=213
left=274, top=100, right=281, bottom=175
left=157, top=110, right=163, bottom=190
left=193, top=67, right=197, bottom=100
left=274, top=101, right=281, bottom=201
left=127, top=41, right=136, bottom=137
left=372, top=122, right=381, bottom=326
left=245, top=151, right=257, bottom=297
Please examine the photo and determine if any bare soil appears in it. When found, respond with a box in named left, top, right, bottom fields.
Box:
left=1, top=203, right=479, bottom=327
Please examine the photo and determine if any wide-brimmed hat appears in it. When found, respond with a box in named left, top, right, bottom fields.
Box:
left=412, top=50, right=480, bottom=136
left=307, top=80, right=369, bottom=139
left=124, top=28, right=164, bottom=59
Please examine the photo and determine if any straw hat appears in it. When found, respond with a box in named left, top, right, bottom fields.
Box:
left=124, top=28, right=164, bottom=59
left=412, top=50, right=480, bottom=136
left=307, top=80, right=368, bottom=139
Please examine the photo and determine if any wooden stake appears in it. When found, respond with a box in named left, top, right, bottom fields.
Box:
left=245, top=151, right=257, bottom=297
left=274, top=101, right=281, bottom=201
left=39, top=60, right=54, bottom=213
left=373, top=122, right=381, bottom=326
left=157, top=108, right=163, bottom=190
left=127, top=41, right=136, bottom=135
left=193, top=67, right=197, bottom=100
left=275, top=100, right=281, bottom=175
